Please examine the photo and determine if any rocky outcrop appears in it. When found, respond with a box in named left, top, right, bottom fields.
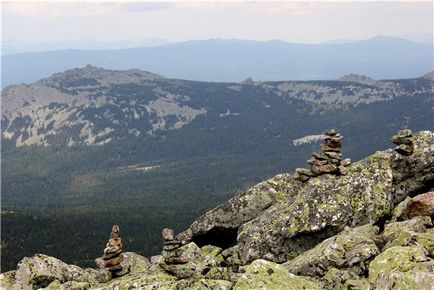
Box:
left=0, top=254, right=111, bottom=290
left=1, top=130, right=434, bottom=290
left=177, top=130, right=434, bottom=265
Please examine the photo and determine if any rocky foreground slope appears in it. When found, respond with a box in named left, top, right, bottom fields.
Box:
left=1, top=130, right=434, bottom=290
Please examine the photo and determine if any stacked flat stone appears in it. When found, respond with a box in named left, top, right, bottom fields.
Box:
left=392, top=129, right=414, bottom=155
left=95, top=225, right=124, bottom=271
left=294, top=128, right=351, bottom=182
left=161, top=228, right=184, bottom=263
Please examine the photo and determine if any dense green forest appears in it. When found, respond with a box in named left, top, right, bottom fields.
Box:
left=2, top=75, right=433, bottom=272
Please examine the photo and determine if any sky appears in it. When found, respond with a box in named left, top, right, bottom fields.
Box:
left=1, top=0, right=433, bottom=52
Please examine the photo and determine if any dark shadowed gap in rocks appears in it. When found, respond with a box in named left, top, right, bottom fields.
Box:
left=374, top=213, right=392, bottom=234
left=192, top=227, right=239, bottom=249
left=407, top=177, right=434, bottom=197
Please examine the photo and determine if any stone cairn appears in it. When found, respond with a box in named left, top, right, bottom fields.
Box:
left=391, top=129, right=414, bottom=156
left=294, top=128, right=351, bottom=182
left=95, top=225, right=124, bottom=271
left=161, top=228, right=186, bottom=263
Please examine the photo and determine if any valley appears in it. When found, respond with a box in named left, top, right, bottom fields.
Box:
left=1, top=66, right=433, bottom=271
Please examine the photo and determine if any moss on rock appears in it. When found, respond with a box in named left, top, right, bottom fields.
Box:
left=234, top=259, right=321, bottom=290
left=368, top=245, right=434, bottom=283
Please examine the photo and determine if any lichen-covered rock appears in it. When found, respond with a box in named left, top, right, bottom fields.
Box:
left=373, top=271, right=434, bottom=290
left=390, top=196, right=412, bottom=222
left=176, top=173, right=300, bottom=242
left=44, top=279, right=92, bottom=289
left=0, top=254, right=111, bottom=290
left=368, top=245, right=434, bottom=284
left=233, top=259, right=321, bottom=290
left=215, top=131, right=433, bottom=264
left=322, top=267, right=370, bottom=290
left=237, top=150, right=394, bottom=264
left=381, top=216, right=433, bottom=251
left=284, top=224, right=379, bottom=277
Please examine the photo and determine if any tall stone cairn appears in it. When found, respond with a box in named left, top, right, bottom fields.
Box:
left=391, top=129, right=414, bottom=155
left=95, top=225, right=124, bottom=271
left=294, top=128, right=351, bottom=182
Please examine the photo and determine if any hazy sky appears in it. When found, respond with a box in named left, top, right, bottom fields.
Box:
left=2, top=1, right=433, bottom=45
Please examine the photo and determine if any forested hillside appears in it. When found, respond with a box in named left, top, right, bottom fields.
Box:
left=1, top=67, right=433, bottom=271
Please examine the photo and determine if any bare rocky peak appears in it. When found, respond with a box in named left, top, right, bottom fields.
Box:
left=420, top=71, right=434, bottom=81
left=38, top=64, right=165, bottom=87
left=339, top=73, right=375, bottom=84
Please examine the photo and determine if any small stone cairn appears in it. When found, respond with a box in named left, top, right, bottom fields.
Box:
left=391, top=129, right=414, bottom=155
left=95, top=225, right=124, bottom=271
left=294, top=128, right=351, bottom=182
left=161, top=228, right=186, bottom=263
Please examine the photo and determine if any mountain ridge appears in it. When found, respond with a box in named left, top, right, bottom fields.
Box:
left=2, top=36, right=432, bottom=87
left=2, top=66, right=433, bottom=147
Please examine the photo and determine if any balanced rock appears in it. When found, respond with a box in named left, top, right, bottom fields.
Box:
left=162, top=228, right=175, bottom=241
left=95, top=225, right=125, bottom=272
left=392, top=129, right=414, bottom=155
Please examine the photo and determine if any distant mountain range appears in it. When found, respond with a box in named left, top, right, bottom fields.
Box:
left=2, top=36, right=432, bottom=87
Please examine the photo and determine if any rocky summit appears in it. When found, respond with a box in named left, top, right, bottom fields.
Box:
left=1, top=130, right=434, bottom=290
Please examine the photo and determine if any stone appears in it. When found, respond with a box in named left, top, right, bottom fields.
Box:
left=293, top=171, right=310, bottom=182
left=162, top=228, right=175, bottom=241
left=392, top=130, right=415, bottom=155
left=103, top=249, right=122, bottom=260
left=338, top=165, right=349, bottom=175
left=395, top=144, right=414, bottom=155
left=107, top=265, right=123, bottom=272
left=390, top=196, right=412, bottom=222
left=321, top=143, right=341, bottom=152
left=312, top=163, right=339, bottom=174
left=324, top=151, right=342, bottom=159
left=204, top=267, right=230, bottom=280
left=381, top=216, right=433, bottom=251
left=295, top=167, right=316, bottom=176
left=150, top=255, right=164, bottom=264
left=324, top=128, right=337, bottom=136
left=391, top=129, right=413, bottom=144
left=407, top=192, right=434, bottom=218
left=368, top=245, right=434, bottom=285
left=234, top=259, right=321, bottom=290
left=3, top=254, right=111, bottom=290
left=284, top=225, right=379, bottom=277
left=104, top=255, right=124, bottom=268
left=340, top=158, right=351, bottom=167
left=163, top=244, right=182, bottom=251
left=307, top=157, right=327, bottom=166
left=374, top=271, right=434, bottom=290
left=312, top=152, right=328, bottom=160
left=324, top=138, right=342, bottom=149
